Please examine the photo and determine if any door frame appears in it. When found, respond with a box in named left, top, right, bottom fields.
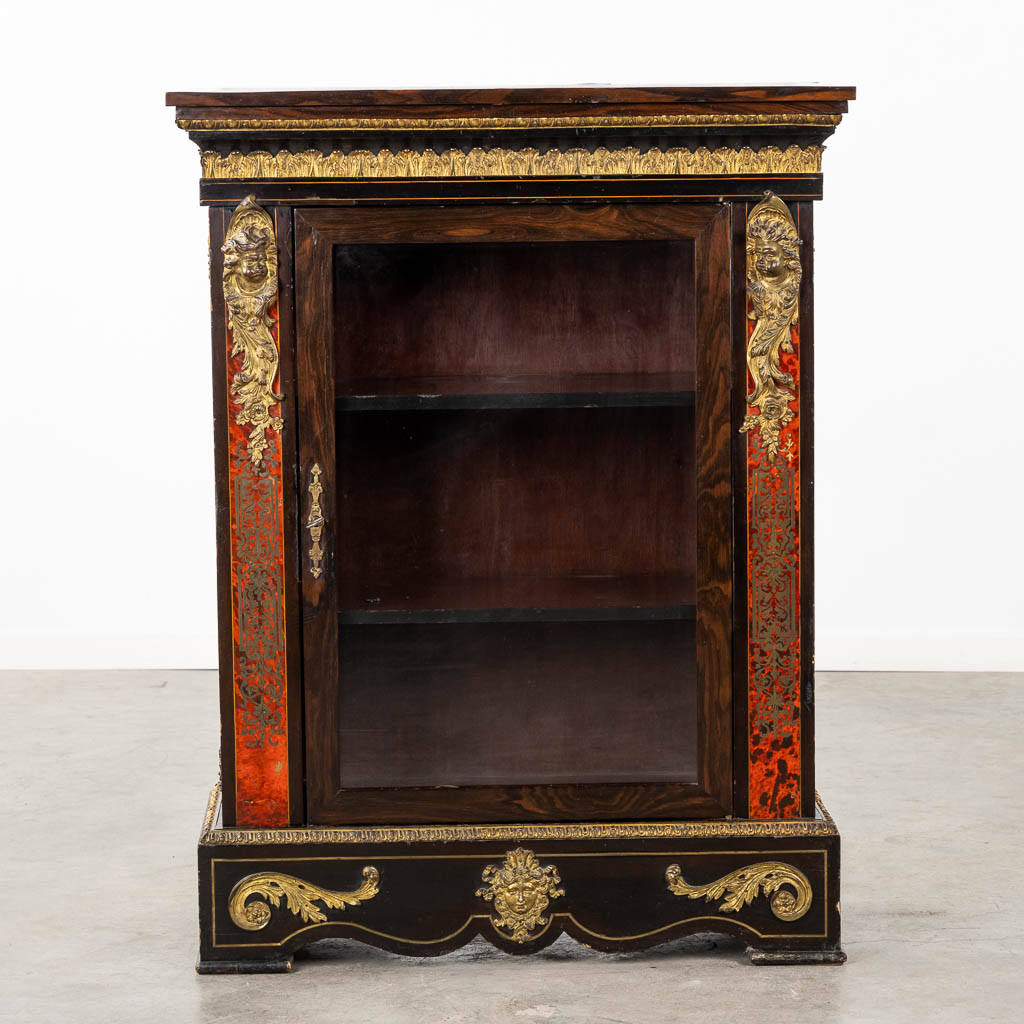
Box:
left=294, top=202, right=733, bottom=824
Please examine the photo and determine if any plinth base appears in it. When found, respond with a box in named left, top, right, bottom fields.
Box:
left=197, top=784, right=844, bottom=972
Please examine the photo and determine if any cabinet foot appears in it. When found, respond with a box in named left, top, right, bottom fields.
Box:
left=197, top=956, right=294, bottom=974
left=747, top=947, right=847, bottom=966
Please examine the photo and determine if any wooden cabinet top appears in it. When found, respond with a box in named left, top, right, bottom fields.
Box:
left=167, top=84, right=854, bottom=118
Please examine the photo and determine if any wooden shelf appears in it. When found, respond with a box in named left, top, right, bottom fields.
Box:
left=335, top=372, right=696, bottom=411
left=338, top=573, right=696, bottom=625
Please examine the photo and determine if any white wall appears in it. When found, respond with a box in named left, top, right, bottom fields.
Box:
left=2, top=0, right=1020, bottom=670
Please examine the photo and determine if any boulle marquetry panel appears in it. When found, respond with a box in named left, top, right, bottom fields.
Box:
left=742, top=194, right=805, bottom=818
left=221, top=199, right=290, bottom=826
left=170, top=84, right=853, bottom=971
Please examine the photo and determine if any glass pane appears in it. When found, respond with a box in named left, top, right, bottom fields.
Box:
left=332, top=238, right=698, bottom=793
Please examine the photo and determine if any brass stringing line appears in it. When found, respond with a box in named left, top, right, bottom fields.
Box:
left=213, top=915, right=488, bottom=949
left=272, top=205, right=290, bottom=824
left=213, top=849, right=824, bottom=862
left=221, top=207, right=240, bottom=806
left=552, top=912, right=811, bottom=943
left=212, top=909, right=822, bottom=950
left=796, top=202, right=803, bottom=815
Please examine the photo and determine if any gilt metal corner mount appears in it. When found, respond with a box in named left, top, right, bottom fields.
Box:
left=740, top=192, right=802, bottom=461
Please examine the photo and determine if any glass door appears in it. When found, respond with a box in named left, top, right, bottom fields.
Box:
left=295, top=204, right=732, bottom=824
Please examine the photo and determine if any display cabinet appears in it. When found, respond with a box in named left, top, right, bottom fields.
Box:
left=168, top=85, right=853, bottom=971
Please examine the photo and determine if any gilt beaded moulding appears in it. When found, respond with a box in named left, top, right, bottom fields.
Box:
left=199, top=783, right=839, bottom=845
left=179, top=112, right=842, bottom=132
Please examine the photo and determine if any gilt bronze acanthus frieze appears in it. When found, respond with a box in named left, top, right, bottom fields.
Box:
left=200, top=144, right=823, bottom=180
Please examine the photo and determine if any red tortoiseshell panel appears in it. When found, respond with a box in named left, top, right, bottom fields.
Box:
left=227, top=308, right=289, bottom=827
left=747, top=327, right=801, bottom=818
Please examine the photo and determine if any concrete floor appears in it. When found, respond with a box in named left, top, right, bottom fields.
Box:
left=1, top=671, right=1021, bottom=1023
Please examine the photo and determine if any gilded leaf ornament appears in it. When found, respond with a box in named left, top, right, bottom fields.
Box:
left=228, top=868, right=380, bottom=931
left=665, top=860, right=811, bottom=921
left=200, top=144, right=823, bottom=180
left=476, top=848, right=565, bottom=944
left=740, top=192, right=802, bottom=461
left=223, top=196, right=283, bottom=468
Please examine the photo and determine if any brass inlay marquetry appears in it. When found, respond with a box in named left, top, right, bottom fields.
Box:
left=476, top=848, right=565, bottom=944
left=306, top=463, right=324, bottom=579
left=228, top=868, right=379, bottom=931
left=222, top=196, right=282, bottom=468
left=665, top=860, right=812, bottom=921
left=740, top=192, right=802, bottom=460
left=200, top=145, right=823, bottom=181
left=180, top=113, right=842, bottom=132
